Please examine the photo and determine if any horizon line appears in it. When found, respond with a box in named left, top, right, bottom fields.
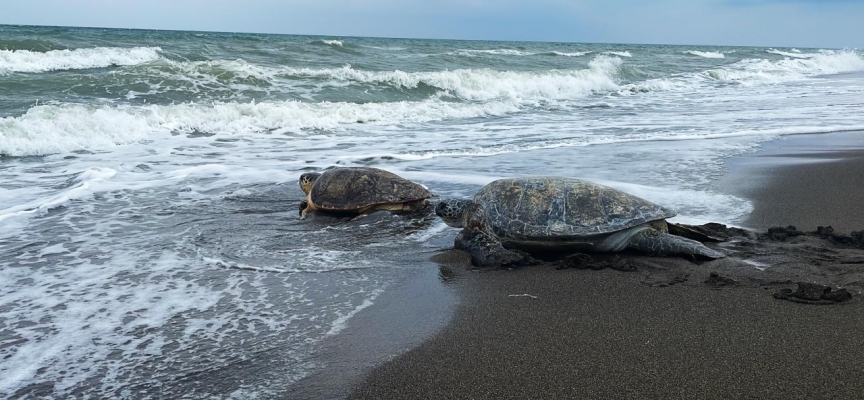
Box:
left=0, top=23, right=840, bottom=50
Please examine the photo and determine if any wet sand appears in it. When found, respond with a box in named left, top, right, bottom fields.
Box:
left=346, top=132, right=864, bottom=399
left=722, top=130, right=864, bottom=232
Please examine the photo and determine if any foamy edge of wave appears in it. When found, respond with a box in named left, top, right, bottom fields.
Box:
left=630, top=49, right=864, bottom=91
left=346, top=125, right=864, bottom=162
left=452, top=49, right=535, bottom=56
left=766, top=49, right=813, bottom=59
left=0, top=99, right=523, bottom=157
left=0, top=167, right=117, bottom=223
left=0, top=46, right=162, bottom=73
left=603, top=51, right=632, bottom=57
left=706, top=49, right=864, bottom=84
left=551, top=51, right=593, bottom=57
left=278, top=55, right=622, bottom=101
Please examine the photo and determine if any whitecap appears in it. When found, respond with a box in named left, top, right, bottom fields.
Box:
left=766, top=48, right=813, bottom=59
left=0, top=46, right=162, bottom=74
left=603, top=51, right=632, bottom=57
left=685, top=50, right=725, bottom=59
left=551, top=51, right=593, bottom=57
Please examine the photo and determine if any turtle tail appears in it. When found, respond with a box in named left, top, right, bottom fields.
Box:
left=627, top=229, right=725, bottom=259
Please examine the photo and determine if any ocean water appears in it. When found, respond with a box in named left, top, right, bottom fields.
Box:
left=2, top=24, right=864, bottom=398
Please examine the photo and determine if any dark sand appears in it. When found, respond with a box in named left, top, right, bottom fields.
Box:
left=722, top=130, right=864, bottom=232
left=347, top=133, right=864, bottom=400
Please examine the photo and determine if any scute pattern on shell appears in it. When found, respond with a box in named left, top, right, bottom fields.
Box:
left=475, top=177, right=676, bottom=240
left=310, top=167, right=432, bottom=211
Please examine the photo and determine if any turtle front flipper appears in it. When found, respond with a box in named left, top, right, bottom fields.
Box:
left=456, top=228, right=538, bottom=267
left=627, top=229, right=725, bottom=259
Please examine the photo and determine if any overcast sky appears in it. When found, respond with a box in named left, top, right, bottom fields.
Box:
left=2, top=0, right=861, bottom=48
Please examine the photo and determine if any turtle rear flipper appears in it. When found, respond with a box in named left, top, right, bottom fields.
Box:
left=667, top=223, right=725, bottom=242
left=627, top=229, right=725, bottom=259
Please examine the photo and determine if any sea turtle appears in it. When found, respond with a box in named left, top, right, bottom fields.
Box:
left=435, top=177, right=724, bottom=266
left=299, top=167, right=433, bottom=219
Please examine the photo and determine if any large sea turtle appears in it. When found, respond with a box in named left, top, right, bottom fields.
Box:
left=299, top=167, right=433, bottom=219
left=435, top=177, right=724, bottom=266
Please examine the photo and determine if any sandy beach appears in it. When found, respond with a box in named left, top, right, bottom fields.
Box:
left=3, top=23, right=864, bottom=399
left=339, top=132, right=864, bottom=399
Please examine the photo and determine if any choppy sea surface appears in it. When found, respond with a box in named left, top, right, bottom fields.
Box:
left=2, top=25, right=864, bottom=398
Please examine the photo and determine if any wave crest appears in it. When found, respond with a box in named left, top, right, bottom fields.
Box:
left=603, top=51, right=632, bottom=57
left=452, top=49, right=534, bottom=56
left=279, top=55, right=622, bottom=101
left=685, top=50, right=725, bottom=59
left=0, top=99, right=524, bottom=157
left=766, top=49, right=812, bottom=59
left=706, top=49, right=864, bottom=84
left=0, top=46, right=162, bottom=74
left=549, top=51, right=592, bottom=57
left=310, top=39, right=343, bottom=47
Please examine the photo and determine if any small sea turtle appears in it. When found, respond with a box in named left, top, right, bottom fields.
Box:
left=435, top=177, right=724, bottom=266
left=299, top=167, right=432, bottom=219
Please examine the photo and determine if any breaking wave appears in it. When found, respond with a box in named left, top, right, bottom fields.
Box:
left=632, top=49, right=864, bottom=91
left=705, top=49, right=864, bottom=84
left=0, top=99, right=523, bottom=157
left=766, top=49, right=812, bottom=59
left=603, top=51, right=632, bottom=57
left=452, top=49, right=535, bottom=56
left=548, top=51, right=593, bottom=57
left=685, top=50, right=725, bottom=59
left=0, top=46, right=162, bottom=74
left=311, top=39, right=344, bottom=47
left=275, top=55, right=623, bottom=101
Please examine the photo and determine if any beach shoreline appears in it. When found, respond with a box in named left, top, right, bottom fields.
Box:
left=328, top=131, right=864, bottom=399
left=721, top=130, right=864, bottom=232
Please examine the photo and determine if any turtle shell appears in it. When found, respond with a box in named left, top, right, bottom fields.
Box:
left=309, top=167, right=432, bottom=211
left=474, top=177, right=676, bottom=241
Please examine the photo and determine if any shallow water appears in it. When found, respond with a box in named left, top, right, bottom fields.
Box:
left=2, top=25, right=864, bottom=398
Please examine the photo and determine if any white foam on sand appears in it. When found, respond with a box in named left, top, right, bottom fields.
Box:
left=0, top=250, right=224, bottom=395
left=0, top=167, right=117, bottom=223
left=325, top=288, right=385, bottom=336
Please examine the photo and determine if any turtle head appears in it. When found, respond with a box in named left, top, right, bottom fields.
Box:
left=435, top=198, right=473, bottom=228
left=299, top=172, right=321, bottom=194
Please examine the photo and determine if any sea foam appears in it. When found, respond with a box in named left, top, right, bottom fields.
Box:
left=706, top=49, right=864, bottom=85
left=0, top=99, right=521, bottom=156
left=551, top=51, right=593, bottom=57
left=453, top=49, right=535, bottom=56
left=280, top=55, right=622, bottom=101
left=766, top=49, right=812, bottom=58
left=603, top=51, right=632, bottom=57
left=0, top=57, right=625, bottom=157
left=0, top=46, right=162, bottom=74
left=635, top=49, right=864, bottom=90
